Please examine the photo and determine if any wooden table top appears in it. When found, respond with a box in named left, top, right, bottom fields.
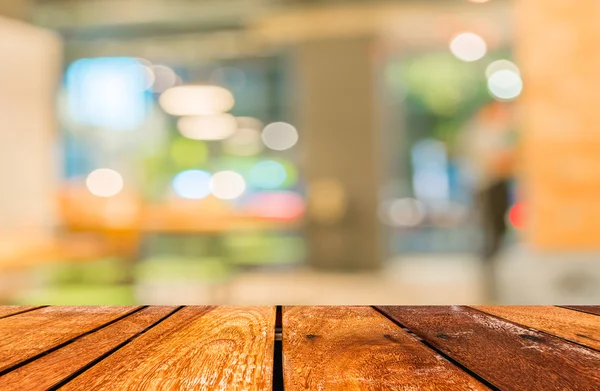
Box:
left=0, top=305, right=599, bottom=390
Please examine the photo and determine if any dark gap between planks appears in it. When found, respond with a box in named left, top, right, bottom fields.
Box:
left=372, top=306, right=502, bottom=391
left=0, top=306, right=145, bottom=377
left=273, top=305, right=284, bottom=391
left=467, top=306, right=600, bottom=353
left=0, top=306, right=48, bottom=320
left=47, top=306, right=183, bottom=390
left=557, top=305, right=600, bottom=317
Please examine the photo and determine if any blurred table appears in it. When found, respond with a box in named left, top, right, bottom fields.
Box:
left=0, top=234, right=129, bottom=304
left=0, top=306, right=598, bottom=390
left=0, top=234, right=116, bottom=271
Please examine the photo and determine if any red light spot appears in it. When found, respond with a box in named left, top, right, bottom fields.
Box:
left=509, top=202, right=526, bottom=230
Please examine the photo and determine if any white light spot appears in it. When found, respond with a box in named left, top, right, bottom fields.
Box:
left=86, top=169, right=124, bottom=198
left=380, top=198, right=426, bottom=227
left=159, top=85, right=234, bottom=116
left=449, top=33, right=487, bottom=62
left=210, top=171, right=246, bottom=200
left=261, top=122, right=299, bottom=151
left=150, top=65, right=177, bottom=93
left=485, top=60, right=520, bottom=79
left=177, top=114, right=237, bottom=140
left=488, top=69, right=523, bottom=100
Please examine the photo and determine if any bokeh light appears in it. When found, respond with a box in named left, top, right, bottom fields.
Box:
left=150, top=65, right=177, bottom=93
left=159, top=85, right=235, bottom=116
left=485, top=59, right=520, bottom=79
left=261, top=122, right=299, bottom=151
left=487, top=69, right=523, bottom=100
left=172, top=170, right=212, bottom=199
left=66, top=57, right=149, bottom=130
left=380, top=198, right=426, bottom=227
left=223, top=128, right=263, bottom=156
left=249, top=160, right=288, bottom=189
left=449, top=33, right=487, bottom=62
left=509, top=202, right=526, bottom=230
left=131, top=64, right=155, bottom=91
left=177, top=114, right=237, bottom=141
left=86, top=169, right=124, bottom=198
left=170, top=137, right=209, bottom=169
left=236, top=117, right=263, bottom=130
left=411, top=139, right=450, bottom=201
left=210, top=171, right=246, bottom=200
left=244, top=191, right=306, bottom=220
left=278, top=159, right=299, bottom=188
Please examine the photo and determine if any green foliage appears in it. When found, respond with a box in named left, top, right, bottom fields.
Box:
left=134, top=256, right=233, bottom=283
left=15, top=285, right=135, bottom=305
left=224, top=234, right=305, bottom=266
left=169, top=137, right=209, bottom=170
left=385, top=49, right=512, bottom=152
left=39, top=258, right=129, bottom=285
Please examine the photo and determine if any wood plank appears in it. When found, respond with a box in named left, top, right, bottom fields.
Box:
left=561, top=306, right=600, bottom=317
left=0, top=306, right=138, bottom=373
left=0, top=306, right=42, bottom=319
left=0, top=306, right=176, bottom=390
left=379, top=306, right=600, bottom=391
left=473, top=306, right=600, bottom=350
left=282, top=306, right=489, bottom=391
left=60, top=306, right=275, bottom=391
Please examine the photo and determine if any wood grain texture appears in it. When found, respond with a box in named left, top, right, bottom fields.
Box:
left=379, top=306, right=600, bottom=391
left=283, top=306, right=489, bottom=391
left=0, top=306, right=138, bottom=373
left=61, top=306, right=275, bottom=391
left=562, top=306, right=600, bottom=316
left=0, top=306, right=42, bottom=319
left=0, top=306, right=176, bottom=390
left=473, top=306, right=600, bottom=350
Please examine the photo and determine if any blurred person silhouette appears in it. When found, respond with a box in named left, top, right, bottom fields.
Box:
left=459, top=101, right=517, bottom=303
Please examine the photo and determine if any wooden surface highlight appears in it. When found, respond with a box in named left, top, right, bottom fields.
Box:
left=473, top=305, right=600, bottom=350
left=60, top=306, right=276, bottom=391
left=0, top=305, right=598, bottom=390
left=0, top=306, right=42, bottom=319
left=0, top=306, right=139, bottom=373
left=561, top=305, right=600, bottom=317
left=378, top=306, right=600, bottom=391
left=283, top=306, right=489, bottom=391
left=0, top=306, right=176, bottom=391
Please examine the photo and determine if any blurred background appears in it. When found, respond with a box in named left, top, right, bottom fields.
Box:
left=1, top=0, right=599, bottom=305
